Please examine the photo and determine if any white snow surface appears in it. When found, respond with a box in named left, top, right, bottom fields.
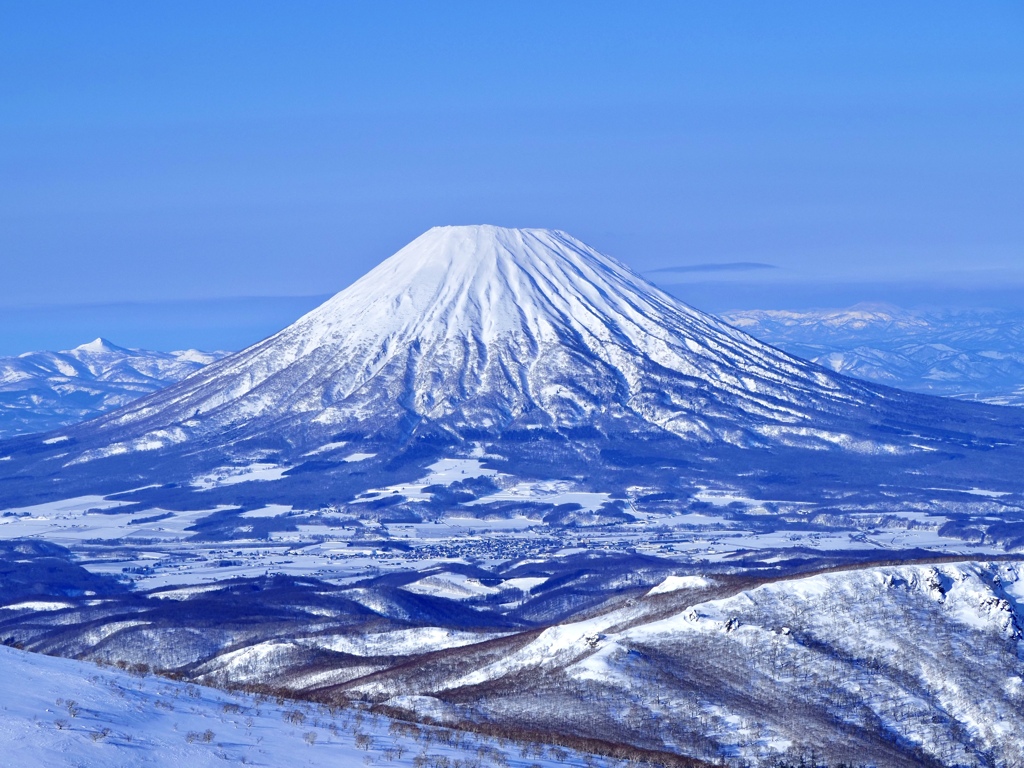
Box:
left=401, top=572, right=501, bottom=600
left=467, top=479, right=613, bottom=512
left=0, top=645, right=597, bottom=767
left=646, top=574, right=715, bottom=595
left=316, top=627, right=508, bottom=657
left=192, top=463, right=290, bottom=489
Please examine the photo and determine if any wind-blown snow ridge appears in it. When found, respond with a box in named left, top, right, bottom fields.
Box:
left=83, top=225, right=881, bottom=452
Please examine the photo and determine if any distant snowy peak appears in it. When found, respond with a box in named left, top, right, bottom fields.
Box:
left=70, top=337, right=130, bottom=355
left=170, top=349, right=223, bottom=365
left=63, top=337, right=223, bottom=368
left=725, top=304, right=931, bottom=333
left=87, top=225, right=894, bottom=454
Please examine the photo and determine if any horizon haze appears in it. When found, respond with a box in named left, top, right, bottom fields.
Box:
left=3, top=2, right=1022, bottom=354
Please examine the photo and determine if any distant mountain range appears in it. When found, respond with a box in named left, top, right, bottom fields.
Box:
left=723, top=305, right=1024, bottom=406
left=0, top=338, right=225, bottom=439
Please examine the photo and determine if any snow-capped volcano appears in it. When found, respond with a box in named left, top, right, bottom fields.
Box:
left=74, top=225, right=885, bottom=454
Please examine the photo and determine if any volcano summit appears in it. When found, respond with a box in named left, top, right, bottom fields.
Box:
left=18, top=226, right=1018, bottom=455
left=64, top=225, right=879, bottom=449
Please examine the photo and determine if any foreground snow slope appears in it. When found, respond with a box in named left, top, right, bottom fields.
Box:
left=0, top=644, right=602, bottom=767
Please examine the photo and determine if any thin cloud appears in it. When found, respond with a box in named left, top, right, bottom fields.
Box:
left=646, top=262, right=778, bottom=275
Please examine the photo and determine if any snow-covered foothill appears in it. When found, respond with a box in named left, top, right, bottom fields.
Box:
left=567, top=561, right=1024, bottom=766
left=646, top=574, right=715, bottom=596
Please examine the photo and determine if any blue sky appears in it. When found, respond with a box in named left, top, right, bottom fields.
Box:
left=2, top=2, right=1022, bottom=352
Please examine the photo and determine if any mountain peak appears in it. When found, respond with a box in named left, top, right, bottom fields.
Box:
left=365, top=225, right=627, bottom=291
left=87, top=225, right=881, bottom=453
left=300, top=225, right=667, bottom=355
left=71, top=338, right=127, bottom=355
left=417, top=224, right=569, bottom=249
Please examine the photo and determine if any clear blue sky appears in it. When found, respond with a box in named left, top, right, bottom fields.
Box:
left=2, top=2, right=1022, bottom=352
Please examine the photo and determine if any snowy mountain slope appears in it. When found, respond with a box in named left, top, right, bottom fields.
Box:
left=330, top=559, right=1024, bottom=767
left=0, top=644, right=604, bottom=768
left=723, top=305, right=1024, bottom=406
left=50, top=226, right=893, bottom=452
left=0, top=338, right=224, bottom=439
left=563, top=560, right=1024, bottom=766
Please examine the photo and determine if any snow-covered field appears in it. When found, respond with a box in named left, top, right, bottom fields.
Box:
left=0, top=469, right=1015, bottom=598
left=0, top=480, right=1008, bottom=600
